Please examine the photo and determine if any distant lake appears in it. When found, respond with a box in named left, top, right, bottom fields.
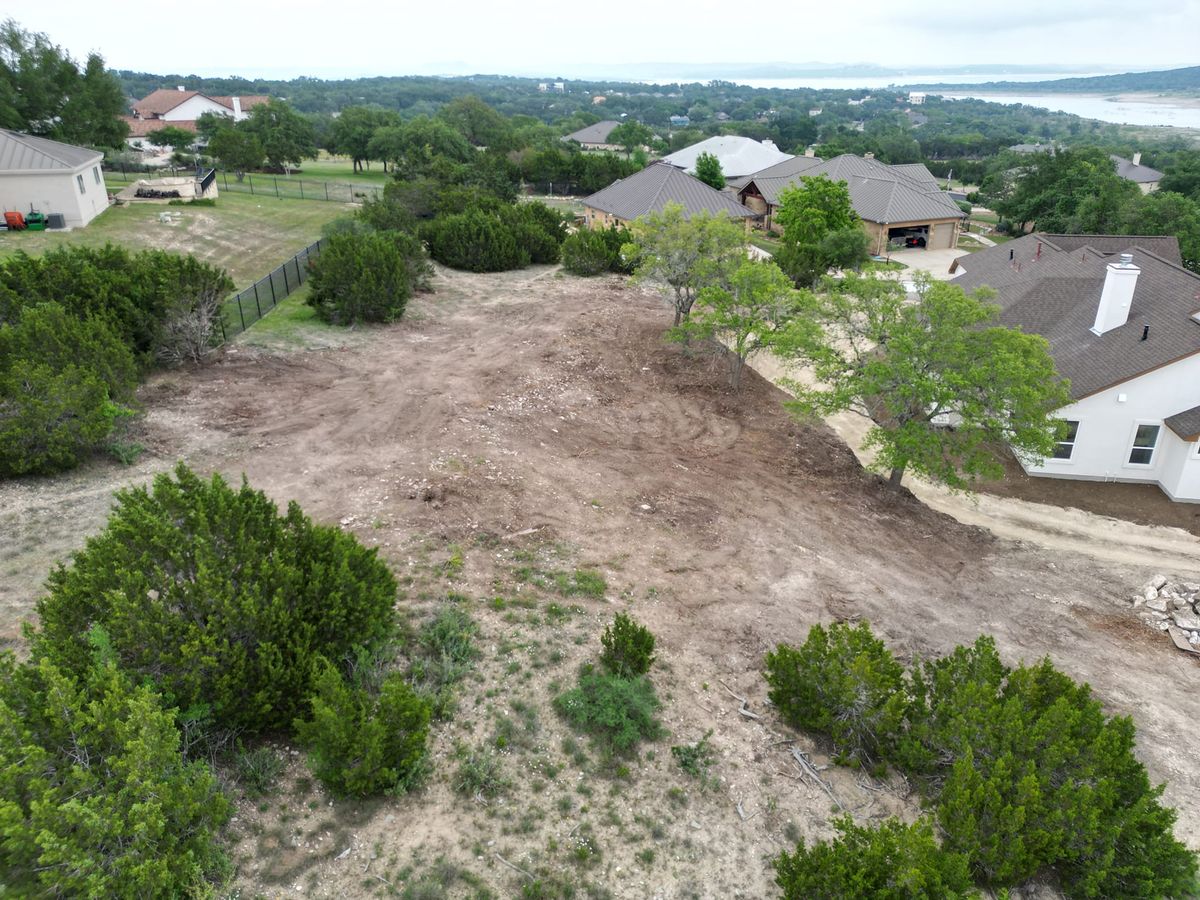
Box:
left=940, top=93, right=1200, bottom=128
left=726, top=72, right=1109, bottom=91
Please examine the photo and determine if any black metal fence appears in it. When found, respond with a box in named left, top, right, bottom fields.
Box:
left=103, top=165, right=382, bottom=204
left=219, top=239, right=324, bottom=341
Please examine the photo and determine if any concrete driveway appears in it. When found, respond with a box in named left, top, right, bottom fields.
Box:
left=884, top=247, right=970, bottom=280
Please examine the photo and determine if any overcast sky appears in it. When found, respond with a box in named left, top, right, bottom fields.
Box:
left=15, top=0, right=1199, bottom=80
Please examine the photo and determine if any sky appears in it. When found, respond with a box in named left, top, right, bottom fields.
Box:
left=13, top=0, right=1200, bottom=80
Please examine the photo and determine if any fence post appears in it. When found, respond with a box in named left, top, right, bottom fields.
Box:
left=223, top=171, right=229, bottom=190
left=325, top=182, right=329, bottom=201
left=269, top=272, right=277, bottom=305
left=299, top=180, right=304, bottom=200
left=237, top=295, right=246, bottom=331
left=294, top=256, right=302, bottom=284
left=253, top=282, right=262, bottom=319
left=248, top=174, right=254, bottom=195
left=282, top=263, right=290, bottom=294
left=274, top=177, right=280, bottom=198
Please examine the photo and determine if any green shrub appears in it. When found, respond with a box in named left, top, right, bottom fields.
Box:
left=774, top=816, right=977, bottom=900
left=0, top=656, right=230, bottom=897
left=553, top=665, right=663, bottom=755
left=32, top=463, right=398, bottom=735
left=421, top=209, right=530, bottom=272
left=599, top=612, right=656, bottom=677
left=561, top=225, right=632, bottom=276
left=454, top=745, right=509, bottom=799
left=234, top=745, right=286, bottom=795
left=918, top=643, right=1198, bottom=895
left=671, top=730, right=715, bottom=779
left=307, top=230, right=429, bottom=325
left=0, top=302, right=139, bottom=477
left=408, top=606, right=479, bottom=719
left=764, top=621, right=905, bottom=767
left=294, top=655, right=431, bottom=797
left=765, top=624, right=1199, bottom=898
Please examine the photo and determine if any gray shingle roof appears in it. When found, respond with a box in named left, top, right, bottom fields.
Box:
left=1110, top=154, right=1164, bottom=184
left=738, top=154, right=965, bottom=224
left=0, top=129, right=103, bottom=172
left=1166, top=404, right=1200, bottom=440
left=582, top=162, right=757, bottom=222
left=1041, top=234, right=1182, bottom=267
left=950, top=233, right=1200, bottom=399
left=662, top=136, right=793, bottom=178
left=564, top=121, right=621, bottom=145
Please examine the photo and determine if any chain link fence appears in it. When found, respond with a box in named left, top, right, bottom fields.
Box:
left=219, top=239, right=324, bottom=341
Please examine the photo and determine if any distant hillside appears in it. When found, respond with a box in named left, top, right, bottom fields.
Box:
left=908, top=66, right=1200, bottom=94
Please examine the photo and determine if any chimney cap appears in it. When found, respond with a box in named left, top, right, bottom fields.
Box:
left=1117, top=252, right=1136, bottom=267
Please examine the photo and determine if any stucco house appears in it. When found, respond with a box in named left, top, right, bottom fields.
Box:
left=735, top=153, right=966, bottom=254
left=121, top=87, right=269, bottom=150
left=950, top=233, right=1200, bottom=501
left=580, top=162, right=757, bottom=229
left=661, top=136, right=792, bottom=180
left=562, top=120, right=622, bottom=152
left=0, top=129, right=107, bottom=229
left=1110, top=153, right=1163, bottom=194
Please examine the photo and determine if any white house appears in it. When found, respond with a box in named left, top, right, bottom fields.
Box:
left=951, top=233, right=1200, bottom=501
left=0, top=129, right=107, bottom=229
left=121, top=88, right=270, bottom=151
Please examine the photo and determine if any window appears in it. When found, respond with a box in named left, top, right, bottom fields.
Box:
left=93, top=166, right=101, bottom=185
left=76, top=174, right=85, bottom=194
left=1128, top=424, right=1160, bottom=466
left=1052, top=420, right=1080, bottom=459
left=1192, top=440, right=1200, bottom=460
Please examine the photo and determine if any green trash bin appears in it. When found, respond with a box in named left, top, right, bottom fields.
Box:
left=26, top=211, right=46, bottom=232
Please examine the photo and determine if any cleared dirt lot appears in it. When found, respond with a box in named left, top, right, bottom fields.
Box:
left=1, top=265, right=1197, bottom=897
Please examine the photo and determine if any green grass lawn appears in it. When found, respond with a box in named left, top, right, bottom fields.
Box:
left=293, top=155, right=393, bottom=187
left=749, top=233, right=782, bottom=255
left=0, top=191, right=351, bottom=287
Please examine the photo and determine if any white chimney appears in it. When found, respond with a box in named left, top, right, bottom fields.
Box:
left=1091, top=253, right=1140, bottom=336
left=864, top=152, right=874, bottom=160
left=232, top=96, right=242, bottom=118
left=804, top=146, right=816, bottom=158
left=177, top=85, right=186, bottom=92
left=762, top=139, right=778, bottom=151
left=1132, top=151, right=1142, bottom=166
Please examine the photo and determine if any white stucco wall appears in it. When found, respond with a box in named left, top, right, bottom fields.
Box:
left=161, top=94, right=233, bottom=122
left=0, top=160, right=106, bottom=228
left=1022, top=352, right=1200, bottom=501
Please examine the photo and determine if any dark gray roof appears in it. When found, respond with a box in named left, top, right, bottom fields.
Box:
left=1041, top=234, right=1182, bottom=267
left=0, top=129, right=103, bottom=172
left=564, top=121, right=621, bottom=145
left=951, top=233, right=1200, bottom=399
left=738, top=154, right=965, bottom=224
left=1110, top=154, right=1164, bottom=184
left=582, top=162, right=757, bottom=222
left=1166, top=404, right=1200, bottom=440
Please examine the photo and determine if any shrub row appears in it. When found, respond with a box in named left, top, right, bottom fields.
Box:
left=420, top=202, right=567, bottom=272
left=561, top=224, right=634, bottom=277
left=0, top=246, right=233, bottom=476
left=765, top=622, right=1197, bottom=898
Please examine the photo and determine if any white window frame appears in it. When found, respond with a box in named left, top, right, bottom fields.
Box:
left=76, top=173, right=85, bottom=194
left=1048, top=418, right=1081, bottom=463
left=1125, top=420, right=1162, bottom=468
left=93, top=166, right=101, bottom=185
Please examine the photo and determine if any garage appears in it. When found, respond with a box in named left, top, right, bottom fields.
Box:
left=928, top=221, right=957, bottom=250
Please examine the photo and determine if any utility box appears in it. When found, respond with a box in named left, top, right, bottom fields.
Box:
left=46, top=213, right=66, bottom=229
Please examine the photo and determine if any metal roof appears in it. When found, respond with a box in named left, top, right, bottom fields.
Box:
left=0, top=129, right=103, bottom=172
left=564, top=120, right=621, bottom=144
left=738, top=154, right=965, bottom=224
left=950, top=233, right=1200, bottom=399
left=662, top=136, right=793, bottom=178
left=1165, top=404, right=1200, bottom=441
left=1110, top=154, right=1164, bottom=184
left=582, top=162, right=757, bottom=222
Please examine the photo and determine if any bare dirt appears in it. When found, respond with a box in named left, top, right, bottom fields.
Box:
left=1, top=265, right=1197, bottom=898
